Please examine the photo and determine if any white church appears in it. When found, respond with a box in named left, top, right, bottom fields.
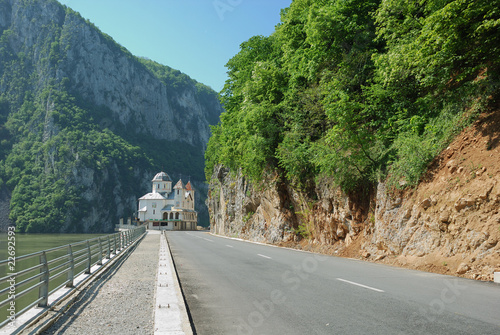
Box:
left=138, top=172, right=197, bottom=230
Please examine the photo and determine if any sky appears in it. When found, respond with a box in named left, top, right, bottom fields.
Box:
left=57, top=0, right=292, bottom=92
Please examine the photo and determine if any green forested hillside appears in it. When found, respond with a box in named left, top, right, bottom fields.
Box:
left=206, top=0, right=500, bottom=192
left=0, top=0, right=221, bottom=232
left=0, top=87, right=150, bottom=232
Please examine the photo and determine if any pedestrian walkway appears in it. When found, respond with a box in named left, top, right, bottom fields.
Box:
left=34, top=231, right=192, bottom=335
left=41, top=232, right=159, bottom=334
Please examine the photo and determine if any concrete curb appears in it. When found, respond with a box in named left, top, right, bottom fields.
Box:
left=154, top=231, right=193, bottom=335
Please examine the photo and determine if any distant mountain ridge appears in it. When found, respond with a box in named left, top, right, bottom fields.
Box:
left=0, top=0, right=222, bottom=232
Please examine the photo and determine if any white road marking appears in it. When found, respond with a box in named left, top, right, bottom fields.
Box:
left=226, top=245, right=234, bottom=248
left=203, top=238, right=214, bottom=242
left=257, top=254, right=272, bottom=259
left=336, top=278, right=384, bottom=293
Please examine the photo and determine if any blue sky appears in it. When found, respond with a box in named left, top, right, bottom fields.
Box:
left=57, top=0, right=292, bottom=92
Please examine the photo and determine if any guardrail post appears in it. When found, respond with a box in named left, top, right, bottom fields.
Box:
left=107, top=235, right=112, bottom=258
left=85, top=240, right=91, bottom=274
left=97, top=237, right=103, bottom=265
left=67, top=245, right=74, bottom=287
left=39, top=252, right=49, bottom=307
left=115, top=233, right=119, bottom=253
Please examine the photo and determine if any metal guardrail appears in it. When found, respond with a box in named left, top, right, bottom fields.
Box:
left=0, top=226, right=146, bottom=328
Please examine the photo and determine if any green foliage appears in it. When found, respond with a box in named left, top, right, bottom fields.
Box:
left=293, top=202, right=315, bottom=239
left=388, top=104, right=480, bottom=188
left=206, top=35, right=285, bottom=181
left=139, top=57, right=194, bottom=91
left=205, top=0, right=500, bottom=194
left=376, top=0, right=500, bottom=91
left=293, top=222, right=311, bottom=240
left=243, top=211, right=254, bottom=223
left=276, top=132, right=312, bottom=186
left=0, top=86, right=156, bottom=233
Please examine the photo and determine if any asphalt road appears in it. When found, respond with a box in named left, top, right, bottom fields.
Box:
left=166, top=231, right=500, bottom=335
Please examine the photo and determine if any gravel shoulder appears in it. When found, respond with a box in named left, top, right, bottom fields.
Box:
left=42, top=232, right=160, bottom=335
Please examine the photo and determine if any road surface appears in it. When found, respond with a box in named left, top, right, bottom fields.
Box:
left=167, top=231, right=500, bottom=335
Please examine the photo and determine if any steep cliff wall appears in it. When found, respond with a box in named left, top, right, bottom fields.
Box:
left=208, top=109, right=500, bottom=281
left=0, top=0, right=222, bottom=232
left=2, top=0, right=220, bottom=148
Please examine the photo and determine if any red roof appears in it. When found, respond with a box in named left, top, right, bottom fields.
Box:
left=173, top=179, right=184, bottom=189
left=185, top=181, right=193, bottom=190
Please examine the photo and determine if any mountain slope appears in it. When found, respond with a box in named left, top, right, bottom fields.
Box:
left=0, top=0, right=222, bottom=232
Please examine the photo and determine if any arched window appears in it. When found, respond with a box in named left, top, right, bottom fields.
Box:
left=175, top=213, right=179, bottom=220
left=169, top=212, right=174, bottom=220
left=163, top=212, right=168, bottom=220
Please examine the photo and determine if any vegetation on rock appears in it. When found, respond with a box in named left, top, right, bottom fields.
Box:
left=206, top=0, right=500, bottom=192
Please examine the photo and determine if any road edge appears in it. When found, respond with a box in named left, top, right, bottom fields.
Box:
left=154, top=231, right=193, bottom=335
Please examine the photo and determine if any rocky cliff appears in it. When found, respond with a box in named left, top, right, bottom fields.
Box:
left=0, top=0, right=222, bottom=232
left=208, top=108, right=500, bottom=281
left=1, top=0, right=220, bottom=147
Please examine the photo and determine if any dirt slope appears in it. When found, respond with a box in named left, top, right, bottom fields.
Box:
left=341, top=107, right=500, bottom=281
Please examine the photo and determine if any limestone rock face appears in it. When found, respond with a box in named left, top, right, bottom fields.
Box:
left=207, top=163, right=500, bottom=281
left=207, top=167, right=291, bottom=243
left=207, top=167, right=366, bottom=246
left=3, top=0, right=221, bottom=149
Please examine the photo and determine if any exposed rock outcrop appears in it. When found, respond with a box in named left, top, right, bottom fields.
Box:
left=208, top=109, right=500, bottom=281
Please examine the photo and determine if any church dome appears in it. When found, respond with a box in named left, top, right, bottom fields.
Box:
left=152, top=171, right=172, bottom=182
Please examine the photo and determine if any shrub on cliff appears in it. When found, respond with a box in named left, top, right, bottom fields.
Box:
left=205, top=0, right=500, bottom=191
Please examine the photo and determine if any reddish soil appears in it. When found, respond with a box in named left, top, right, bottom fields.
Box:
left=278, top=106, right=500, bottom=281
left=357, top=107, right=500, bottom=280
